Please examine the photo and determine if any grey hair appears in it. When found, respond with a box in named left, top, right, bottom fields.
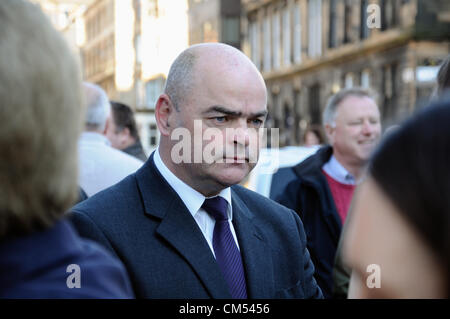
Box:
left=163, top=49, right=198, bottom=111
left=83, top=82, right=111, bottom=132
left=323, top=87, right=377, bottom=126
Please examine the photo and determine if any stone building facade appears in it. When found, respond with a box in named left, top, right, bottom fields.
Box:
left=242, top=0, right=450, bottom=146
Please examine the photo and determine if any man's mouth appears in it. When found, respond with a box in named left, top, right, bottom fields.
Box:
left=223, top=157, right=248, bottom=163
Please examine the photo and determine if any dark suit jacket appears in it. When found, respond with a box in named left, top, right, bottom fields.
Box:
left=69, top=154, right=323, bottom=299
left=0, top=219, right=134, bottom=298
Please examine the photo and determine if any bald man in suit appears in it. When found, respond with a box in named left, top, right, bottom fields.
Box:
left=70, top=43, right=322, bottom=299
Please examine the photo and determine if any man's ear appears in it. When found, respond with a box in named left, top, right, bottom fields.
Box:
left=119, top=127, right=132, bottom=147
left=324, top=123, right=335, bottom=145
left=103, top=116, right=110, bottom=135
left=155, top=94, right=175, bottom=137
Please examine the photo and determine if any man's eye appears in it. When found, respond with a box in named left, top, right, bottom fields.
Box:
left=214, top=116, right=227, bottom=123
left=249, top=119, right=263, bottom=126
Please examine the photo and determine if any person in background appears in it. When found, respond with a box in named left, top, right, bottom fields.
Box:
left=106, top=101, right=148, bottom=162
left=303, top=125, right=324, bottom=147
left=275, top=88, right=382, bottom=298
left=70, top=42, right=322, bottom=299
left=0, top=0, right=133, bottom=298
left=78, top=83, right=143, bottom=197
left=432, top=54, right=450, bottom=99
left=342, top=98, right=450, bottom=298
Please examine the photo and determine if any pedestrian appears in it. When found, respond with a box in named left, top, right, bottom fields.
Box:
left=70, top=42, right=323, bottom=299
left=274, top=88, right=382, bottom=298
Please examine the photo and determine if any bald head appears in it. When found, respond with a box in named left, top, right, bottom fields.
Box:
left=164, top=43, right=266, bottom=111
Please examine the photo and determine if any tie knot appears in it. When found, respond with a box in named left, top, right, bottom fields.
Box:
left=202, top=197, right=228, bottom=221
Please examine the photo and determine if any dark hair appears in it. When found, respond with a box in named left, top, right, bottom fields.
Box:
left=369, top=98, right=450, bottom=296
left=303, top=125, right=325, bottom=144
left=110, top=101, right=140, bottom=140
left=437, top=55, right=450, bottom=97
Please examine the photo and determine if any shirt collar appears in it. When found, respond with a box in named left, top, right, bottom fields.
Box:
left=153, top=147, right=233, bottom=219
left=322, top=155, right=356, bottom=185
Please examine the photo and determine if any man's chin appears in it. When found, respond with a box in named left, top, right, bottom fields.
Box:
left=214, top=168, right=250, bottom=186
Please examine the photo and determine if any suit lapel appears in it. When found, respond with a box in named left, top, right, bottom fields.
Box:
left=155, top=198, right=232, bottom=298
left=231, top=188, right=275, bottom=298
left=135, top=154, right=231, bottom=298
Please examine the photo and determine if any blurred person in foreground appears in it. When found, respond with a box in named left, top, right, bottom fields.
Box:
left=342, top=98, right=450, bottom=298
left=0, top=0, right=133, bottom=298
left=274, top=88, right=382, bottom=298
left=105, top=101, right=148, bottom=162
left=70, top=42, right=322, bottom=299
left=79, top=84, right=143, bottom=197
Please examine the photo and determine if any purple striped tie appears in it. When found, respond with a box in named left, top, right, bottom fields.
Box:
left=202, top=197, right=247, bottom=299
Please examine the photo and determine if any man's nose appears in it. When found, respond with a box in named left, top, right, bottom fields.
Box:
left=232, top=120, right=250, bottom=147
left=362, top=120, right=375, bottom=135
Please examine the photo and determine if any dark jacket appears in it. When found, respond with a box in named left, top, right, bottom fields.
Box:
left=0, top=219, right=134, bottom=298
left=123, top=141, right=147, bottom=162
left=274, top=145, right=341, bottom=298
left=69, top=153, right=323, bottom=299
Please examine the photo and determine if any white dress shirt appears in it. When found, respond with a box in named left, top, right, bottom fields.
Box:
left=322, top=155, right=356, bottom=185
left=78, top=132, right=144, bottom=196
left=153, top=147, right=240, bottom=257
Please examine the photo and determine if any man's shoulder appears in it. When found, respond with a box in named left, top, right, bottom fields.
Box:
left=232, top=184, right=296, bottom=218
left=292, top=145, right=333, bottom=176
left=72, top=173, right=140, bottom=217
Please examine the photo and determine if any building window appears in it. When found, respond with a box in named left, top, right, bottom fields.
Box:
left=309, top=84, right=321, bottom=125
left=145, top=77, right=165, bottom=109
left=282, top=7, right=291, bottom=66
left=308, top=0, right=322, bottom=57
left=343, top=0, right=352, bottom=44
left=345, top=73, right=354, bottom=88
left=360, top=0, right=370, bottom=39
left=293, top=1, right=302, bottom=63
left=263, top=15, right=271, bottom=72
left=272, top=10, right=281, bottom=69
left=222, top=17, right=240, bottom=46
left=149, top=123, right=158, bottom=147
left=361, top=69, right=371, bottom=88
left=249, top=20, right=261, bottom=69
left=136, top=80, right=145, bottom=108
left=135, top=34, right=142, bottom=64
left=382, top=63, right=397, bottom=118
left=329, top=0, right=338, bottom=48
left=148, top=0, right=158, bottom=17
left=381, top=0, right=398, bottom=31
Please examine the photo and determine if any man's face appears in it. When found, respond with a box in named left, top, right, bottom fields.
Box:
left=327, top=96, right=381, bottom=166
left=105, top=116, right=123, bottom=149
left=169, top=63, right=267, bottom=194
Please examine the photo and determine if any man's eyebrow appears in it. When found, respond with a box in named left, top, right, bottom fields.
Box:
left=203, top=105, right=267, bottom=118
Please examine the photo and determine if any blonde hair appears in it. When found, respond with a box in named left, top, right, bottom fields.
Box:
left=0, top=0, right=84, bottom=239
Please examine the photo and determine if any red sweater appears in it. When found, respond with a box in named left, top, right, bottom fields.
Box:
left=322, top=169, right=355, bottom=225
